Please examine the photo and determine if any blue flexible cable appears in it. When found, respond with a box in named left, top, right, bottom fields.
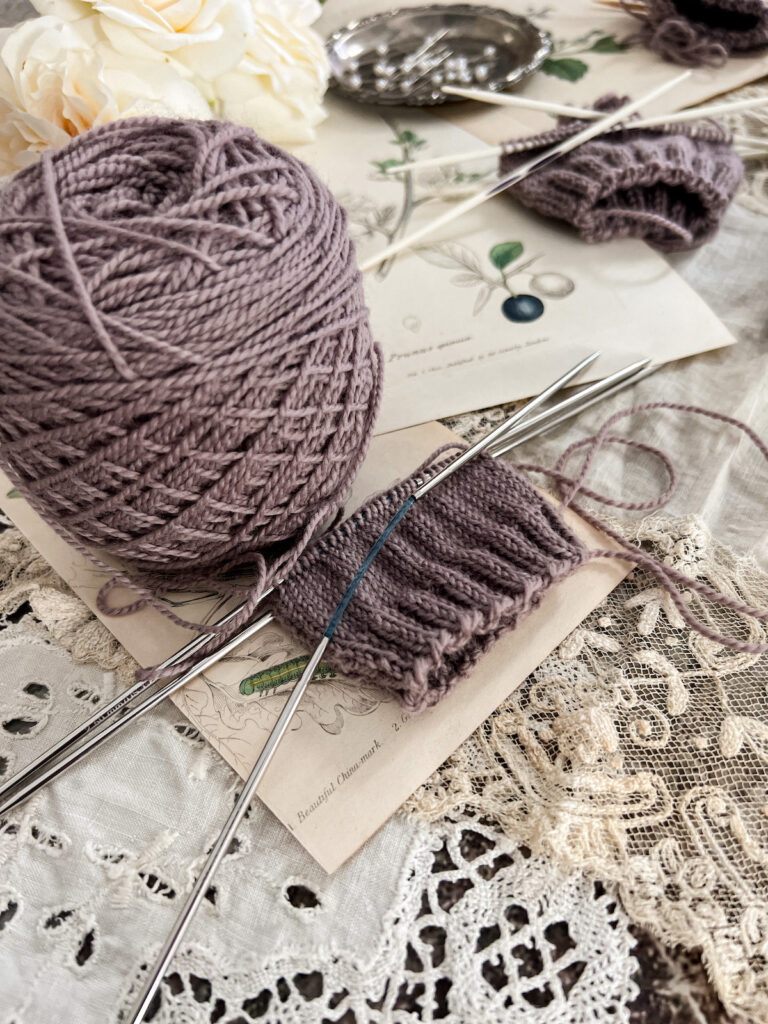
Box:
left=323, top=495, right=416, bottom=639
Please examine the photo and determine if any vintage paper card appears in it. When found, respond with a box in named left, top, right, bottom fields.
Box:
left=298, top=99, right=736, bottom=433
left=0, top=421, right=630, bottom=872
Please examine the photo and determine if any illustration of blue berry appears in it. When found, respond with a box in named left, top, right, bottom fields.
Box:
left=502, top=295, right=545, bottom=322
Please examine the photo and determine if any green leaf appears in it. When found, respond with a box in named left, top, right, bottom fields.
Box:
left=589, top=34, right=628, bottom=53
left=6, top=488, right=20, bottom=498
left=453, top=171, right=485, bottom=184
left=371, top=158, right=402, bottom=173
left=489, top=242, right=524, bottom=270
left=392, top=129, right=426, bottom=148
left=541, top=57, right=589, bottom=82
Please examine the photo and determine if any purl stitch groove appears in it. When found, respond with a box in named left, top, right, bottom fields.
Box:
left=0, top=117, right=382, bottom=633
left=272, top=451, right=588, bottom=712
left=500, top=94, right=743, bottom=252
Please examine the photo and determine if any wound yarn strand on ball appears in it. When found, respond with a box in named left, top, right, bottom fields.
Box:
left=0, top=117, right=383, bottom=638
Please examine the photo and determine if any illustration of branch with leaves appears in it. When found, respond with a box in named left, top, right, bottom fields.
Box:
left=341, top=122, right=496, bottom=280
left=342, top=123, right=575, bottom=319
left=542, top=28, right=629, bottom=82
left=416, top=239, right=574, bottom=322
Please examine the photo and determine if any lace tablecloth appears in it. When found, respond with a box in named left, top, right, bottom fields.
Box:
left=1, top=0, right=768, bottom=1017
left=0, top=523, right=742, bottom=1023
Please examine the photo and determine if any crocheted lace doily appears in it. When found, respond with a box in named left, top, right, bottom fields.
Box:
left=0, top=524, right=639, bottom=1023
left=0, top=508, right=761, bottom=1020
left=406, top=510, right=768, bottom=1023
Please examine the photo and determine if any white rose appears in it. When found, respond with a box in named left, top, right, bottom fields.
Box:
left=0, top=15, right=211, bottom=176
left=30, top=0, right=256, bottom=78
left=252, top=0, right=323, bottom=27
left=213, top=9, right=328, bottom=145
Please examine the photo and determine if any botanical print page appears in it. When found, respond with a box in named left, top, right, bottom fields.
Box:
left=299, top=98, right=736, bottom=433
left=0, top=421, right=630, bottom=872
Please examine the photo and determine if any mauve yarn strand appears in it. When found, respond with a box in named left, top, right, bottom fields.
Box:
left=0, top=118, right=383, bottom=642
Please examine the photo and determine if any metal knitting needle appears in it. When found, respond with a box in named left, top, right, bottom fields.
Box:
left=388, top=92, right=768, bottom=176
left=360, top=70, right=691, bottom=271
left=0, top=587, right=273, bottom=812
left=0, top=609, right=277, bottom=817
left=127, top=349, right=601, bottom=1023
left=3, top=352, right=630, bottom=818
left=491, top=362, right=659, bottom=456
left=488, top=357, right=652, bottom=455
left=0, top=610, right=277, bottom=817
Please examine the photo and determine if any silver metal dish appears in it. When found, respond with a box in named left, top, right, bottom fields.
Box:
left=326, top=4, right=551, bottom=107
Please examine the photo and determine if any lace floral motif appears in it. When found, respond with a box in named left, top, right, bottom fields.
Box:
left=0, top=527, right=639, bottom=1024
left=0, top=528, right=137, bottom=687
left=118, top=820, right=637, bottom=1024
left=407, top=513, right=768, bottom=1023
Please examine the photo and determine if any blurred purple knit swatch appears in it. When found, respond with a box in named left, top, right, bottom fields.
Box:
left=272, top=451, right=588, bottom=713
left=500, top=95, right=744, bottom=253
left=629, top=0, right=768, bottom=65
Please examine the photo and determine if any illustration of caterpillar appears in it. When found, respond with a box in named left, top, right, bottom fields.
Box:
left=239, top=657, right=338, bottom=696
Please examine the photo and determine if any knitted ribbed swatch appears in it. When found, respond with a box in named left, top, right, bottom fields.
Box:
left=272, top=451, right=588, bottom=712
left=500, top=95, right=743, bottom=252
left=631, top=0, right=768, bottom=65
left=0, top=117, right=382, bottom=632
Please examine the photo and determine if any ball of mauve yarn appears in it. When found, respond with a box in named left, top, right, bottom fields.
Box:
left=0, top=118, right=382, bottom=588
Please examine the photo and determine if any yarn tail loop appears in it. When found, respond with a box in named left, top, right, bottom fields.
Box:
left=517, top=401, right=768, bottom=655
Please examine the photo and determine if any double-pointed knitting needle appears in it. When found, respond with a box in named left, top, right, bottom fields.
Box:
left=593, top=0, right=648, bottom=11
left=0, top=609, right=277, bottom=817
left=1, top=353, right=659, bottom=820
left=386, top=89, right=768, bottom=176
left=441, top=85, right=768, bottom=124
left=127, top=350, right=602, bottom=1023
left=0, top=593, right=272, bottom=812
left=360, top=71, right=690, bottom=272
left=441, top=88, right=603, bottom=118
left=489, top=359, right=657, bottom=457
